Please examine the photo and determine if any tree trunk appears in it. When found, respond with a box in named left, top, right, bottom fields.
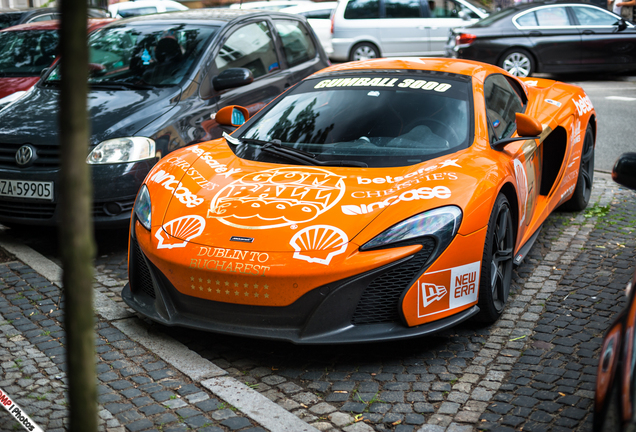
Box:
left=58, top=0, right=98, bottom=430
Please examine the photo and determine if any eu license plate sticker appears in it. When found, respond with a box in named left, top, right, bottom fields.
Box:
left=0, top=179, right=54, bottom=201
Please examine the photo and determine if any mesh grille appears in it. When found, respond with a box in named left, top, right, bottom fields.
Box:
left=0, top=144, right=59, bottom=168
left=352, top=239, right=435, bottom=325
left=0, top=200, right=55, bottom=219
left=133, top=241, right=156, bottom=299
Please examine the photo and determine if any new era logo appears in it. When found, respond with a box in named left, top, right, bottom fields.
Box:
left=421, top=283, right=447, bottom=308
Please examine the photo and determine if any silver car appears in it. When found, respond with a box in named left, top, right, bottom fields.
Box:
left=331, top=0, right=489, bottom=61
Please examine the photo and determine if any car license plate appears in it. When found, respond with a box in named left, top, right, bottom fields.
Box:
left=0, top=179, right=54, bottom=201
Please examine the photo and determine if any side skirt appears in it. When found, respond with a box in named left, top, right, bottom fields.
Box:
left=513, top=225, right=542, bottom=266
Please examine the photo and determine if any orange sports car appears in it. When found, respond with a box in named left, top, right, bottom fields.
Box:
left=122, top=58, right=596, bottom=343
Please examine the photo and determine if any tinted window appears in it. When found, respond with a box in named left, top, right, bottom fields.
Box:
left=430, top=0, right=474, bottom=18
left=118, top=7, right=158, bottom=17
left=0, top=12, right=24, bottom=30
left=236, top=74, right=472, bottom=168
left=0, top=30, right=59, bottom=76
left=275, top=20, right=316, bottom=67
left=572, top=6, right=619, bottom=26
left=344, top=0, right=380, bottom=19
left=385, top=0, right=422, bottom=18
left=516, top=11, right=538, bottom=26
left=28, top=14, right=56, bottom=23
left=303, top=9, right=333, bottom=19
left=46, top=24, right=218, bottom=86
left=484, top=74, right=524, bottom=141
left=215, top=22, right=279, bottom=79
left=535, top=6, right=570, bottom=26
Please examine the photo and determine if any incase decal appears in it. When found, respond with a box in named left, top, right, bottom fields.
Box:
left=342, top=186, right=451, bottom=215
left=416, top=261, right=481, bottom=318
left=313, top=77, right=451, bottom=92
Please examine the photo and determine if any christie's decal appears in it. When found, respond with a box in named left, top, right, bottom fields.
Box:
left=208, top=167, right=346, bottom=229
left=165, top=156, right=218, bottom=191
left=416, top=262, right=481, bottom=317
left=290, top=225, right=348, bottom=265
left=342, top=186, right=451, bottom=215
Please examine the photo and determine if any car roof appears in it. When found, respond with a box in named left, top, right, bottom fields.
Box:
left=315, top=57, right=501, bottom=80
left=111, top=0, right=187, bottom=10
left=497, top=0, right=604, bottom=12
left=111, top=7, right=305, bottom=26
left=279, top=2, right=337, bottom=13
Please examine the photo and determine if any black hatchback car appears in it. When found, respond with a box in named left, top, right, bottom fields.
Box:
left=446, top=1, right=636, bottom=77
left=0, top=9, right=329, bottom=227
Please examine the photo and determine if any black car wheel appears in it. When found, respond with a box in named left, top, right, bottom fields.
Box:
left=560, top=125, right=595, bottom=211
left=349, top=42, right=380, bottom=61
left=500, top=48, right=534, bottom=77
left=476, top=193, right=514, bottom=323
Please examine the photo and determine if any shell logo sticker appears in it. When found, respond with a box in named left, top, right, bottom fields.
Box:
left=416, top=262, right=480, bottom=317
left=290, top=225, right=348, bottom=265
left=207, top=167, right=346, bottom=229
left=156, top=215, right=206, bottom=249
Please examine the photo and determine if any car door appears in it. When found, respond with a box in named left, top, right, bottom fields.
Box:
left=484, top=74, right=539, bottom=230
left=514, top=5, right=581, bottom=72
left=377, top=0, right=430, bottom=56
left=199, top=19, right=291, bottom=140
left=570, top=4, right=636, bottom=72
left=272, top=18, right=325, bottom=83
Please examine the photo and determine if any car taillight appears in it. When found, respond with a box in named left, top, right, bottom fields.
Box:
left=331, top=13, right=335, bottom=34
left=456, top=33, right=476, bottom=45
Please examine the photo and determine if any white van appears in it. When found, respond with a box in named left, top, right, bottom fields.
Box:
left=109, top=0, right=188, bottom=18
left=331, top=0, right=489, bottom=61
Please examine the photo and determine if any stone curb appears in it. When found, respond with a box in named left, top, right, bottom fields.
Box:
left=0, top=233, right=321, bottom=432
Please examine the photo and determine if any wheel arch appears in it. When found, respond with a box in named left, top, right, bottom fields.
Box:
left=497, top=46, right=539, bottom=73
left=349, top=40, right=382, bottom=59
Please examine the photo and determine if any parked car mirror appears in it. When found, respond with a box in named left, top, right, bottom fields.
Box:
left=616, top=18, right=628, bottom=32
left=458, top=10, right=470, bottom=21
left=216, top=105, right=250, bottom=127
left=492, top=112, right=542, bottom=149
left=212, top=68, right=254, bottom=92
left=612, top=152, right=636, bottom=190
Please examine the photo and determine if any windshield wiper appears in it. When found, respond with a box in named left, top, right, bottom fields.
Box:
left=238, top=137, right=368, bottom=167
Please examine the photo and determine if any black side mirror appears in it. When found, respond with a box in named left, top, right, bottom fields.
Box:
left=612, top=152, right=636, bottom=190
left=616, top=18, right=628, bottom=32
left=212, top=68, right=254, bottom=92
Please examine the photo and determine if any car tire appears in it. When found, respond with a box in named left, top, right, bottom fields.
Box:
left=475, top=193, right=515, bottom=323
left=349, top=42, right=380, bottom=61
left=560, top=125, right=595, bottom=212
left=499, top=48, right=534, bottom=77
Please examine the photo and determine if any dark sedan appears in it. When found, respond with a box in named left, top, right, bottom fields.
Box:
left=446, top=1, right=636, bottom=76
left=0, top=9, right=329, bottom=227
left=0, top=7, right=109, bottom=30
left=595, top=153, right=636, bottom=431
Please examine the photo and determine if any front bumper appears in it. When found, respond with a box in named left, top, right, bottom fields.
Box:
left=0, top=159, right=154, bottom=227
left=123, top=231, right=480, bottom=344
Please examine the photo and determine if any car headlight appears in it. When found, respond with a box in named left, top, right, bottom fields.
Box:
left=134, top=184, right=151, bottom=230
left=361, top=206, right=462, bottom=251
left=87, top=137, right=155, bottom=164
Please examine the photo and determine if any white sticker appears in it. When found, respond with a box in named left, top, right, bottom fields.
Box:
left=156, top=215, right=205, bottom=249
left=449, top=262, right=480, bottom=309
left=290, top=225, right=348, bottom=265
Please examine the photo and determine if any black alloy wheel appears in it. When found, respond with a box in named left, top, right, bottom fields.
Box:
left=476, top=193, right=514, bottom=322
left=561, top=125, right=595, bottom=211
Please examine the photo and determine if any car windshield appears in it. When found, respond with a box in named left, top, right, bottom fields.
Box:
left=45, top=23, right=218, bottom=87
left=0, top=29, right=58, bottom=76
left=0, top=12, right=23, bottom=30
left=235, top=73, right=472, bottom=168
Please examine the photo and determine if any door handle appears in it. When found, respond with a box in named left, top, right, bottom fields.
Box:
left=417, top=25, right=429, bottom=29
left=582, top=29, right=593, bottom=35
left=529, top=31, right=541, bottom=36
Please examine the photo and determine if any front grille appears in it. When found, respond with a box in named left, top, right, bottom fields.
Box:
left=0, top=143, right=60, bottom=168
left=352, top=238, right=436, bottom=325
left=133, top=241, right=156, bottom=299
left=0, top=200, right=55, bottom=219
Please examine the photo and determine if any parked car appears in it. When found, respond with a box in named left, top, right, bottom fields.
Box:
left=0, top=9, right=329, bottom=227
left=330, top=0, right=489, bottom=61
left=280, top=2, right=337, bottom=55
left=0, top=19, right=113, bottom=105
left=108, top=0, right=188, bottom=18
left=595, top=152, right=636, bottom=431
left=229, top=1, right=313, bottom=11
left=0, top=7, right=109, bottom=30
left=123, top=57, right=595, bottom=343
left=447, top=1, right=636, bottom=77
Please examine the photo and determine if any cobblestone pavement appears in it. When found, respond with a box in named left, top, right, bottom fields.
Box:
left=0, top=173, right=634, bottom=432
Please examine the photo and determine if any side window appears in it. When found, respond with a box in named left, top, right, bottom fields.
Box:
left=118, top=7, right=158, bottom=17
left=215, top=22, right=280, bottom=79
left=344, top=0, right=380, bottom=19
left=385, top=0, right=422, bottom=18
left=572, top=6, right=618, bottom=26
left=484, top=74, right=524, bottom=141
left=28, top=14, right=53, bottom=23
left=516, top=12, right=538, bottom=27
left=274, top=20, right=317, bottom=67
left=535, top=6, right=570, bottom=26
left=304, top=9, right=333, bottom=19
